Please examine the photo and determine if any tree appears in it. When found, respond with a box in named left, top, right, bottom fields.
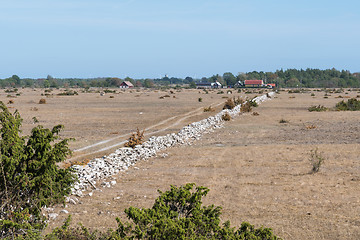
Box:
left=143, top=79, right=154, bottom=88
left=0, top=102, right=77, bottom=238
left=189, top=81, right=197, bottom=88
left=223, top=72, right=237, bottom=86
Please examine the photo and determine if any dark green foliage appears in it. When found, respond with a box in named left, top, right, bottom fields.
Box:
left=114, top=183, right=280, bottom=239
left=308, top=105, right=328, bottom=112
left=336, top=98, right=360, bottom=111
left=0, top=102, right=77, bottom=238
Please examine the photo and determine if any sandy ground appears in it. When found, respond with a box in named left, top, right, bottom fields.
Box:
left=2, top=88, right=360, bottom=239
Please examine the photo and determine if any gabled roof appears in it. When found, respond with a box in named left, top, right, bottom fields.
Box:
left=121, top=81, right=134, bottom=87
left=244, top=80, right=263, bottom=85
left=196, top=82, right=212, bottom=86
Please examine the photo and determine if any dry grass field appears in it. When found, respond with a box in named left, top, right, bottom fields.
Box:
left=2, top=88, right=360, bottom=239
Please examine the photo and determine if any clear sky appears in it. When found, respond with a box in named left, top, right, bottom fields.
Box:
left=0, top=0, right=359, bottom=79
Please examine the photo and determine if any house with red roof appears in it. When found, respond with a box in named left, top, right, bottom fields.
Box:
left=244, top=80, right=264, bottom=87
left=120, top=81, right=134, bottom=88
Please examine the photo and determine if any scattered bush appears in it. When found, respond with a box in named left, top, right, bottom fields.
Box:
left=221, top=112, right=231, bottom=121
left=240, top=102, right=253, bottom=113
left=336, top=98, right=360, bottom=111
left=7, top=100, right=14, bottom=104
left=308, top=105, right=328, bottom=112
left=279, top=119, right=289, bottom=123
left=311, top=93, right=315, bottom=96
left=4, top=88, right=18, bottom=93
left=0, top=102, right=77, bottom=238
left=309, top=148, right=324, bottom=174
left=124, top=128, right=145, bottom=148
left=109, top=96, right=114, bottom=98
left=249, top=99, right=258, bottom=107
left=305, top=124, right=316, bottom=129
left=39, top=98, right=46, bottom=104
left=104, top=89, right=116, bottom=93
left=57, top=90, right=78, bottom=96
left=252, top=112, right=259, bottom=116
left=203, top=106, right=215, bottom=112
left=198, top=97, right=202, bottom=102
left=234, top=97, right=244, bottom=106
left=217, top=90, right=224, bottom=94
left=223, top=98, right=235, bottom=109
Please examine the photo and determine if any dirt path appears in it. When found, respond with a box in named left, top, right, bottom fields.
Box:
left=68, top=101, right=224, bottom=162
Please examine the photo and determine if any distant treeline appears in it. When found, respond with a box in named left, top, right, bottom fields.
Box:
left=1, top=68, right=359, bottom=88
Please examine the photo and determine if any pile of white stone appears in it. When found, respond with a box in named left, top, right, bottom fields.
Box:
left=70, top=92, right=275, bottom=196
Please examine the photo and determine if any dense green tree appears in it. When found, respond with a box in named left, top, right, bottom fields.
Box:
left=223, top=72, right=237, bottom=86
left=0, top=102, right=77, bottom=238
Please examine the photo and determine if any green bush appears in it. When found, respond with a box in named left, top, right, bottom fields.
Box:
left=0, top=102, right=77, bottom=238
left=308, top=105, right=328, bottom=112
left=47, top=184, right=281, bottom=240
left=336, top=98, right=360, bottom=111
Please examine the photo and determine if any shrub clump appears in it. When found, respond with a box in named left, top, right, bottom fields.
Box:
left=57, top=90, right=78, bottom=96
left=308, top=105, right=328, bottom=112
left=223, top=98, right=235, bottom=110
left=124, top=128, right=145, bottom=148
left=47, top=183, right=280, bottom=240
left=221, top=112, right=231, bottom=121
left=309, top=148, right=325, bottom=174
left=39, top=98, right=46, bottom=104
left=336, top=98, right=360, bottom=111
left=203, top=106, right=215, bottom=112
left=0, top=102, right=77, bottom=238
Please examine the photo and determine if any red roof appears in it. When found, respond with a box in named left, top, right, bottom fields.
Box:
left=267, top=83, right=276, bottom=87
left=244, top=80, right=263, bottom=85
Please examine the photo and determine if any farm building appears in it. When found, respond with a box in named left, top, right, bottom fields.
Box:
left=196, top=81, right=222, bottom=89
left=244, top=80, right=264, bottom=87
left=120, top=81, right=134, bottom=88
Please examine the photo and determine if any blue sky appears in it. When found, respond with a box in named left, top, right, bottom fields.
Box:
left=0, top=0, right=359, bottom=79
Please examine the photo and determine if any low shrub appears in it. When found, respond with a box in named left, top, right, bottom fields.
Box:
left=240, top=102, right=252, bottom=113
left=39, top=98, right=46, bottom=104
left=252, top=111, right=259, bottom=116
left=124, top=128, right=145, bottom=148
left=7, top=100, right=14, bottom=104
left=104, top=89, right=116, bottom=93
left=57, top=90, right=78, bottom=96
left=203, top=106, right=215, bottom=112
left=223, top=98, right=235, bottom=109
left=221, top=112, right=231, bottom=121
left=336, top=98, right=360, bottom=111
left=309, top=148, right=324, bottom=174
left=234, top=97, right=244, bottom=106
left=217, top=90, right=224, bottom=94
left=308, top=105, right=327, bottom=112
left=279, top=119, right=289, bottom=123
left=198, top=97, right=202, bottom=102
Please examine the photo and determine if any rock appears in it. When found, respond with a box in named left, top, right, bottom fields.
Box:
left=48, top=213, right=58, bottom=220
left=110, top=180, right=117, bottom=185
left=69, top=199, right=77, bottom=205
left=60, top=209, right=69, bottom=214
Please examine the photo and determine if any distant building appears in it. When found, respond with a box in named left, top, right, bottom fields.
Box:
left=211, top=81, right=222, bottom=89
left=196, top=82, right=212, bottom=89
left=266, top=83, right=276, bottom=89
left=120, top=81, right=134, bottom=88
left=196, top=81, right=222, bottom=89
left=244, top=80, right=264, bottom=87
